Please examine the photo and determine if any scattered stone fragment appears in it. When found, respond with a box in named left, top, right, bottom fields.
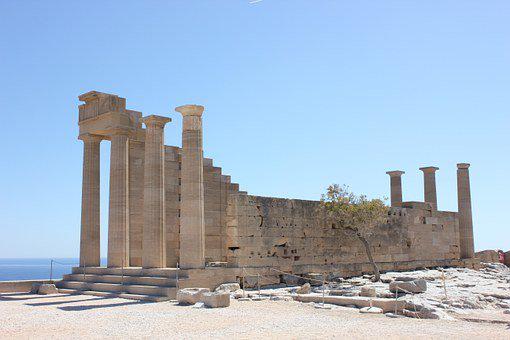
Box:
left=192, top=302, right=204, bottom=308
left=360, top=306, right=383, bottom=314
left=296, top=283, right=311, bottom=294
left=389, top=279, right=427, bottom=293
left=30, top=283, right=41, bottom=294
left=37, top=284, right=58, bottom=295
left=177, top=288, right=210, bottom=305
left=360, top=286, right=376, bottom=297
left=215, top=283, right=240, bottom=293
left=202, top=292, right=230, bottom=308
left=385, top=312, right=404, bottom=318
left=503, top=309, right=510, bottom=315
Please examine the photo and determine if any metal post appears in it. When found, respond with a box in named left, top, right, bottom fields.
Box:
left=441, top=268, right=448, bottom=300
left=257, top=273, right=261, bottom=296
left=49, top=259, right=53, bottom=283
left=322, top=272, right=325, bottom=308
left=176, top=262, right=179, bottom=292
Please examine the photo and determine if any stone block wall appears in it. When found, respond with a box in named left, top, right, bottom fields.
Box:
left=225, top=194, right=461, bottom=274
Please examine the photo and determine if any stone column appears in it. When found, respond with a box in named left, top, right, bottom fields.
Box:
left=107, top=130, right=130, bottom=268
left=175, top=104, right=206, bottom=269
left=457, top=163, right=474, bottom=258
left=385, top=171, right=405, bottom=207
left=420, top=166, right=439, bottom=209
left=79, top=134, right=102, bottom=267
left=142, top=115, right=171, bottom=268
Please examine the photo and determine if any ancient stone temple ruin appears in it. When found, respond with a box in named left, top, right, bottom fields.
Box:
left=58, top=91, right=477, bottom=301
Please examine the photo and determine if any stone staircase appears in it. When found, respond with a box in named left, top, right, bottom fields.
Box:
left=56, top=267, right=185, bottom=302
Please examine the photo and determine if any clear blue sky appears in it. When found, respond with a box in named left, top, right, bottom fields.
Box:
left=0, top=1, right=508, bottom=258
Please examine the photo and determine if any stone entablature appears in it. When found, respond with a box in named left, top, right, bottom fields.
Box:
left=76, top=90, right=475, bottom=276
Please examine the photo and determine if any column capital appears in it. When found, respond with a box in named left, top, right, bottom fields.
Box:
left=142, top=115, right=171, bottom=128
left=175, top=104, right=204, bottom=117
left=79, top=133, right=103, bottom=143
left=386, top=170, right=405, bottom=177
left=457, top=163, right=470, bottom=169
left=419, top=166, right=439, bottom=173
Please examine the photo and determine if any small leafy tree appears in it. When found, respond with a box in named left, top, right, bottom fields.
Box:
left=320, top=184, right=389, bottom=282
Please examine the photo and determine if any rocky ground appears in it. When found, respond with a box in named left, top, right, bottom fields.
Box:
left=239, top=262, right=510, bottom=322
left=0, top=263, right=508, bottom=338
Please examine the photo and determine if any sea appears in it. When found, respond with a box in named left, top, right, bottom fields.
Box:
left=0, top=258, right=107, bottom=281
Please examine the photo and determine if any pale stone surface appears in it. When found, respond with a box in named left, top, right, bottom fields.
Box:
left=176, top=104, right=206, bottom=269
left=359, top=306, right=383, bottom=314
left=386, top=170, right=404, bottom=207
left=79, top=134, right=102, bottom=267
left=389, top=279, right=427, bottom=293
left=177, top=288, right=210, bottom=305
left=457, top=163, right=474, bottom=259
left=142, top=115, right=171, bottom=268
left=420, top=166, right=439, bottom=210
left=202, top=292, right=231, bottom=308
left=38, top=284, right=58, bottom=295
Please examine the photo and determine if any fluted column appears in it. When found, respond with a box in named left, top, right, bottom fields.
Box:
left=142, top=115, right=171, bottom=268
left=175, top=104, right=205, bottom=269
left=107, top=130, right=130, bottom=267
left=457, top=163, right=474, bottom=258
left=420, top=166, right=439, bottom=209
left=79, top=134, right=102, bottom=267
left=386, top=170, right=405, bottom=207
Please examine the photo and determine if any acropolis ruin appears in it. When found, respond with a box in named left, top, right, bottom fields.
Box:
left=57, top=91, right=477, bottom=301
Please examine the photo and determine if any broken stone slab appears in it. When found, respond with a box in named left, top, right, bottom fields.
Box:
left=293, top=295, right=406, bottom=313
left=30, top=283, right=42, bottom=294
left=303, top=273, right=325, bottom=286
left=296, top=283, right=311, bottom=294
left=360, top=286, right=376, bottom=297
left=215, top=283, right=240, bottom=293
left=330, top=289, right=358, bottom=297
left=177, top=288, right=210, bottom=305
left=37, top=284, right=58, bottom=295
left=389, top=279, right=427, bottom=293
left=360, top=306, right=383, bottom=314
left=202, top=292, right=230, bottom=308
left=281, top=274, right=304, bottom=286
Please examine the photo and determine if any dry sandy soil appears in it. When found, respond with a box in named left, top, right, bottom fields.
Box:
left=1, top=292, right=509, bottom=339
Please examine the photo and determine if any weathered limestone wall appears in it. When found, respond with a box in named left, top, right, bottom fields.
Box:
left=226, top=195, right=460, bottom=274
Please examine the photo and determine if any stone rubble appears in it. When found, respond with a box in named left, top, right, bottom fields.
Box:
left=228, top=262, right=510, bottom=321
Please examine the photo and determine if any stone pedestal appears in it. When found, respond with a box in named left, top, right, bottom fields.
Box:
left=79, top=134, right=102, bottom=267
left=420, top=166, right=439, bottom=209
left=457, top=163, right=474, bottom=259
left=386, top=171, right=405, bottom=207
left=107, top=130, right=130, bottom=268
left=175, top=104, right=206, bottom=269
left=142, top=115, right=171, bottom=268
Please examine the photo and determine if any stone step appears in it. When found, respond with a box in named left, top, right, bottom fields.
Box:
left=57, top=281, right=177, bottom=297
left=63, top=274, right=177, bottom=287
left=71, top=267, right=185, bottom=278
left=57, top=288, right=172, bottom=302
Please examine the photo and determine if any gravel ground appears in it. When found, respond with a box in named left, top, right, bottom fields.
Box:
left=1, top=293, right=509, bottom=339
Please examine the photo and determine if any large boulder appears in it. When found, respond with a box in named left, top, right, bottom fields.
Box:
left=30, top=283, right=42, bottom=294
left=202, top=292, right=231, bottom=308
left=215, top=283, right=240, bottom=293
left=177, top=288, right=210, bottom=305
left=296, top=283, right=311, bottom=294
left=38, top=284, right=58, bottom=295
left=360, top=286, right=376, bottom=297
left=389, top=279, right=427, bottom=294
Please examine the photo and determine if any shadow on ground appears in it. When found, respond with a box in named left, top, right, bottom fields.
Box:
left=58, top=300, right=151, bottom=311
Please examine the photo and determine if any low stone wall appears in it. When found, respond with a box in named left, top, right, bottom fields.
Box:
left=0, top=280, right=58, bottom=293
